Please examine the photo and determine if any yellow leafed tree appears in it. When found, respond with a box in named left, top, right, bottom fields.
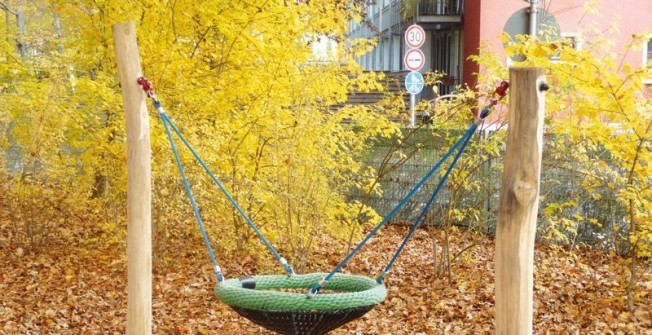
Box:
left=0, top=0, right=397, bottom=271
left=475, top=22, right=652, bottom=310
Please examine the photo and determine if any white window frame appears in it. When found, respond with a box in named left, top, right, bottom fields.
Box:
left=562, top=32, right=582, bottom=50
left=550, top=33, right=581, bottom=62
left=505, top=32, right=582, bottom=66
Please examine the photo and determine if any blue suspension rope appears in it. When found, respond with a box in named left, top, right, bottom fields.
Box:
left=159, top=105, right=224, bottom=283
left=136, top=76, right=509, bottom=293
left=376, top=122, right=477, bottom=284
left=308, top=123, right=478, bottom=296
left=137, top=77, right=294, bottom=278
left=308, top=80, right=509, bottom=296
left=160, top=112, right=294, bottom=275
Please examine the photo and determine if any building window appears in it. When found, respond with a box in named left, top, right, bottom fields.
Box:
left=550, top=33, right=581, bottom=61
left=644, top=37, right=652, bottom=84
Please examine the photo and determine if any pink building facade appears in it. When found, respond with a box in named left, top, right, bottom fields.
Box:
left=349, top=1, right=652, bottom=99
left=463, top=0, right=652, bottom=87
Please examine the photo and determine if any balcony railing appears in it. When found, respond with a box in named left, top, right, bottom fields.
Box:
left=348, top=0, right=465, bottom=37
left=418, top=0, right=464, bottom=16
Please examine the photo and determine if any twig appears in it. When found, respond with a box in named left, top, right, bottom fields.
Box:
left=0, top=1, right=18, bottom=15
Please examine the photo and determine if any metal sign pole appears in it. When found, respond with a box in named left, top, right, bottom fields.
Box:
left=410, top=94, right=416, bottom=128
left=527, top=0, right=541, bottom=38
left=404, top=24, right=425, bottom=129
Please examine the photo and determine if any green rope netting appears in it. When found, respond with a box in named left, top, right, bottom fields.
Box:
left=214, top=273, right=387, bottom=311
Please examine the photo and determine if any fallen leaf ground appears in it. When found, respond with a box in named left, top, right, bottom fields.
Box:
left=1, top=216, right=650, bottom=334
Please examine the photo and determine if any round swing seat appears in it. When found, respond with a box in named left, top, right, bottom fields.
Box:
left=214, top=273, right=387, bottom=335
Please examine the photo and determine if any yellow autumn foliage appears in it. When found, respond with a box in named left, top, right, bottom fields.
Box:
left=475, top=19, right=652, bottom=309
left=0, top=0, right=398, bottom=269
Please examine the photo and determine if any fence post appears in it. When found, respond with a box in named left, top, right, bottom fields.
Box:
left=112, top=22, right=152, bottom=335
left=495, top=67, right=546, bottom=335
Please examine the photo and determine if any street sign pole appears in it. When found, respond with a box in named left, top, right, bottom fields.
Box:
left=410, top=93, right=416, bottom=128
left=404, top=71, right=424, bottom=128
left=404, top=24, right=426, bottom=128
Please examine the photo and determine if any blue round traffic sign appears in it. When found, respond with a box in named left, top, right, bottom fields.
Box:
left=405, top=72, right=424, bottom=95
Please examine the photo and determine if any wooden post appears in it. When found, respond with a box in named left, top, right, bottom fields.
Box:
left=112, top=22, right=152, bottom=335
left=495, top=67, right=546, bottom=335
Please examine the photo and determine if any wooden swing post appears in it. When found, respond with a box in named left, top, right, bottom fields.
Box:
left=112, top=22, right=152, bottom=335
left=495, top=67, right=546, bottom=335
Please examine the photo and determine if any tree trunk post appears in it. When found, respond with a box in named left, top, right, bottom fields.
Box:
left=112, top=22, right=152, bottom=335
left=495, top=67, right=546, bottom=335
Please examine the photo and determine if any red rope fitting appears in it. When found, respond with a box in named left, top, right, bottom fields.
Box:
left=485, top=80, right=509, bottom=109
left=137, top=77, right=154, bottom=97
left=476, top=80, right=510, bottom=123
left=493, top=80, right=509, bottom=101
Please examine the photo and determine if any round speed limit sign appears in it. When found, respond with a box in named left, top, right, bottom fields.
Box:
left=405, top=25, right=425, bottom=49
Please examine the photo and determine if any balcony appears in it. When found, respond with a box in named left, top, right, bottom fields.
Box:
left=418, top=0, right=464, bottom=16
left=405, top=0, right=464, bottom=25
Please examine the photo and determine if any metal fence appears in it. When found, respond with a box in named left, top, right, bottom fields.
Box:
left=350, top=127, right=479, bottom=224
left=350, top=128, right=628, bottom=249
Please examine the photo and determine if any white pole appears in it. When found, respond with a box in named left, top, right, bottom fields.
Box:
left=112, top=22, right=152, bottom=335
left=528, top=0, right=540, bottom=38
left=410, top=93, right=416, bottom=128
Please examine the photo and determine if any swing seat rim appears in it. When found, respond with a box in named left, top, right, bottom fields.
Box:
left=214, top=272, right=387, bottom=312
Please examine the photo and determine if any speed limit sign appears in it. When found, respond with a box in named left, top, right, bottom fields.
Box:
left=405, top=25, right=425, bottom=49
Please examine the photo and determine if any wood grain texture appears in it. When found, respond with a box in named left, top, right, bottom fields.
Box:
left=495, top=67, right=546, bottom=335
left=112, top=22, right=152, bottom=335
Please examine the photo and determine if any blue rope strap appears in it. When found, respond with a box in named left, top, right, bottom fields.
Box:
left=159, top=105, right=224, bottom=282
left=136, top=76, right=508, bottom=293
left=308, top=123, right=479, bottom=296
left=377, top=121, right=477, bottom=283
left=150, top=95, right=294, bottom=278
left=159, top=111, right=294, bottom=275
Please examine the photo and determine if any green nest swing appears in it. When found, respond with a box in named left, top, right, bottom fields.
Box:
left=215, top=273, right=386, bottom=335
left=139, top=77, right=507, bottom=335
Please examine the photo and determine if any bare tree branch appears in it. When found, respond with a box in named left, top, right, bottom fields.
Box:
left=0, top=1, right=18, bottom=15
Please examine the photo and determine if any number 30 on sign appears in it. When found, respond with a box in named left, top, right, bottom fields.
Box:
left=405, top=25, right=425, bottom=49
